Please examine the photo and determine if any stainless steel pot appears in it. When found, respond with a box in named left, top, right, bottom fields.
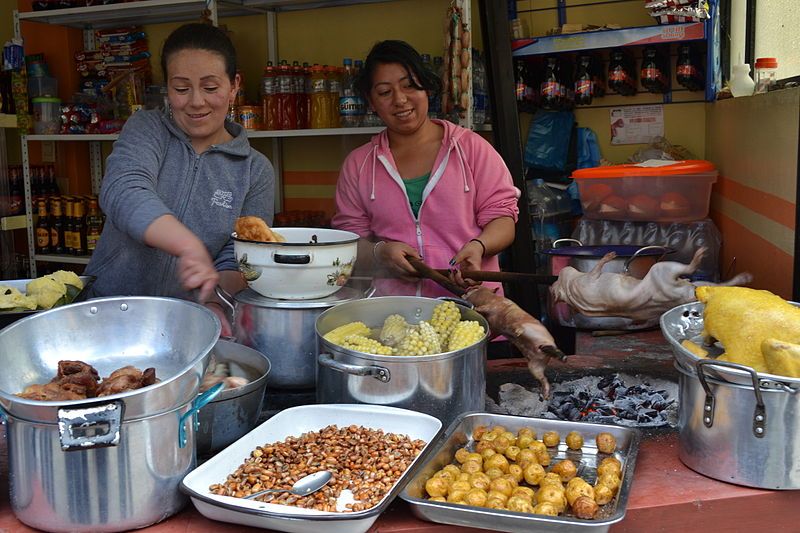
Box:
left=197, top=339, right=271, bottom=456
left=676, top=359, right=800, bottom=489
left=546, top=240, right=673, bottom=330
left=1, top=385, right=220, bottom=532
left=315, top=296, right=488, bottom=427
left=0, top=296, right=222, bottom=532
left=221, top=286, right=365, bottom=389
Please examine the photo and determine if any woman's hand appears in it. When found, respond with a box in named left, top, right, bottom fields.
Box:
left=205, top=302, right=233, bottom=338
left=449, top=239, right=484, bottom=288
left=375, top=241, right=423, bottom=281
left=177, top=243, right=219, bottom=302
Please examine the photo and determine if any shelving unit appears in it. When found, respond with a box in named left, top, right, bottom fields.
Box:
left=510, top=1, right=720, bottom=103
left=13, top=0, right=473, bottom=277
left=0, top=114, right=17, bottom=129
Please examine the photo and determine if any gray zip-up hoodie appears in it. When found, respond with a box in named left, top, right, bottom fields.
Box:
left=85, top=109, right=274, bottom=298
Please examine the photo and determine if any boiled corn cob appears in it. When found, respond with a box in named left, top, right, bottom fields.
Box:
left=447, top=320, right=485, bottom=351
left=379, top=314, right=409, bottom=347
left=396, top=321, right=442, bottom=356
left=430, top=300, right=461, bottom=345
left=323, top=321, right=372, bottom=345
left=340, top=334, right=394, bottom=355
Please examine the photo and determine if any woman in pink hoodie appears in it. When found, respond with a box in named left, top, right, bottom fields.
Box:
left=332, top=40, right=520, bottom=297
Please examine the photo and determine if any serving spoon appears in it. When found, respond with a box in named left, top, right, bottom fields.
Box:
left=243, top=470, right=333, bottom=500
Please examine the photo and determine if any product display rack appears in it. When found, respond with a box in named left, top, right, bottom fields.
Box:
left=0, top=114, right=16, bottom=128
left=510, top=0, right=720, bottom=103
left=0, top=115, right=21, bottom=236
left=13, top=0, right=474, bottom=277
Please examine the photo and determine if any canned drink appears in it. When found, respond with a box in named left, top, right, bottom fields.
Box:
left=236, top=105, right=261, bottom=130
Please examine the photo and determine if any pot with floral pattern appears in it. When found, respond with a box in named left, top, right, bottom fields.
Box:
left=232, top=227, right=359, bottom=300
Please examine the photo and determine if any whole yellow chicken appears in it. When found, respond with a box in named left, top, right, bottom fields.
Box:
left=696, top=286, right=800, bottom=373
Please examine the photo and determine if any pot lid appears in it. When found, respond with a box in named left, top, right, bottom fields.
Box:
left=234, top=285, right=365, bottom=309
left=542, top=245, right=673, bottom=257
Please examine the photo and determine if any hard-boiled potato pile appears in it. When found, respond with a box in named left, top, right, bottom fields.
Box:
left=424, top=425, right=622, bottom=520
left=323, top=300, right=484, bottom=356
left=0, top=270, right=84, bottom=312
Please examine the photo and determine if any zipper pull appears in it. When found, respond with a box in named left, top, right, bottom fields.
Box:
left=416, top=223, right=422, bottom=236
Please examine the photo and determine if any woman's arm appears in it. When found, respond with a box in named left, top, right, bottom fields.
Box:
left=451, top=216, right=516, bottom=272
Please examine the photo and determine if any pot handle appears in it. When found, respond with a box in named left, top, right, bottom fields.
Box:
left=178, top=382, right=224, bottom=448
left=437, top=296, right=473, bottom=309
left=553, top=238, right=582, bottom=248
left=214, top=285, right=237, bottom=322
left=274, top=253, right=311, bottom=265
left=318, top=353, right=391, bottom=383
left=623, top=246, right=670, bottom=274
left=0, top=404, right=6, bottom=425
left=695, top=359, right=766, bottom=438
left=57, top=400, right=125, bottom=451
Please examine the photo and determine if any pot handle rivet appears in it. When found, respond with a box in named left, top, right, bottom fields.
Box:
left=89, top=306, right=98, bottom=314
left=120, top=303, right=128, bottom=311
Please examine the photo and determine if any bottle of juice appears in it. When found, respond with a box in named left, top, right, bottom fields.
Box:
left=261, top=62, right=278, bottom=130
left=276, top=60, right=297, bottom=130
left=302, top=62, right=312, bottom=129
left=326, top=65, right=341, bottom=128
left=310, top=64, right=330, bottom=129
left=292, top=61, right=307, bottom=129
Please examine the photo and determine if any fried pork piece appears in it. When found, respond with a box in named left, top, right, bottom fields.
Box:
left=234, top=216, right=286, bottom=242
left=17, top=360, right=100, bottom=401
left=96, top=366, right=157, bottom=397
left=18, top=381, right=87, bottom=401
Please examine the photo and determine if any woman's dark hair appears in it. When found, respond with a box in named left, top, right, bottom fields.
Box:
left=354, top=40, right=442, bottom=100
left=161, top=23, right=237, bottom=82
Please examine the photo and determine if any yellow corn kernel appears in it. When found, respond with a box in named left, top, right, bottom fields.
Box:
left=396, top=321, right=442, bottom=356
left=448, top=320, right=485, bottom=351
left=379, top=314, right=409, bottom=347
left=430, top=300, right=461, bottom=345
left=340, top=334, right=394, bottom=355
left=323, top=322, right=372, bottom=345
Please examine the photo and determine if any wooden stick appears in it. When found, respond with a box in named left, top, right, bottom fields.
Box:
left=407, top=258, right=467, bottom=297
left=433, top=269, right=558, bottom=285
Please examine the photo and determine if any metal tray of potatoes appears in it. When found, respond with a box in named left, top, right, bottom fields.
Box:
left=399, top=412, right=641, bottom=533
left=0, top=275, right=95, bottom=329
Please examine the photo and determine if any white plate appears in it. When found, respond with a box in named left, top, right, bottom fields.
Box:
left=181, top=404, right=442, bottom=533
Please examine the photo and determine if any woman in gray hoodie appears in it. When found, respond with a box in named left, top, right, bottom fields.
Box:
left=86, top=23, right=274, bottom=335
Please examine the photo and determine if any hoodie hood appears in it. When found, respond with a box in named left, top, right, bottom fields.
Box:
left=159, top=112, right=251, bottom=157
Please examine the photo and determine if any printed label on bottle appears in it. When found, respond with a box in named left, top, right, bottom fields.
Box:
left=50, top=228, right=59, bottom=247
left=339, top=96, right=366, bottom=116
left=575, top=80, right=593, bottom=96
left=87, top=231, right=100, bottom=251
left=677, top=65, right=698, bottom=77
left=541, top=81, right=559, bottom=96
left=610, top=69, right=628, bottom=83
left=311, top=78, right=326, bottom=93
left=36, top=228, right=49, bottom=248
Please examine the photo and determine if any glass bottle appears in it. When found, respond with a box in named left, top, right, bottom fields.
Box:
left=63, top=197, right=75, bottom=255
left=73, top=199, right=87, bottom=255
left=35, top=199, right=50, bottom=254
left=641, top=46, right=669, bottom=94
left=676, top=44, right=704, bottom=92
left=49, top=197, right=65, bottom=254
left=574, top=54, right=593, bottom=106
left=86, top=198, right=103, bottom=253
left=541, top=56, right=561, bottom=110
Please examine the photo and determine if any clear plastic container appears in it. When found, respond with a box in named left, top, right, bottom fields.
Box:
left=31, top=96, right=61, bottom=134
left=572, top=160, right=718, bottom=222
left=754, top=57, right=778, bottom=94
left=28, top=75, right=57, bottom=98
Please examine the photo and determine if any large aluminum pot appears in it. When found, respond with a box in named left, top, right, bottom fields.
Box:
left=316, top=296, right=488, bottom=427
left=233, top=227, right=359, bottom=300
left=676, top=359, right=800, bottom=489
left=223, top=286, right=365, bottom=389
left=545, top=239, right=673, bottom=330
left=196, top=339, right=271, bottom=456
left=0, top=296, right=222, bottom=532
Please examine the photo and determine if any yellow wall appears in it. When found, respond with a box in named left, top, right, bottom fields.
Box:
left=705, top=88, right=799, bottom=298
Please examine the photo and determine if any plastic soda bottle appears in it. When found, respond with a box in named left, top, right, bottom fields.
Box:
left=292, top=61, right=307, bottom=129
left=310, top=64, right=330, bottom=129
left=325, top=65, right=341, bottom=128
left=276, top=60, right=297, bottom=130
left=260, top=62, right=278, bottom=130
left=339, top=58, right=361, bottom=128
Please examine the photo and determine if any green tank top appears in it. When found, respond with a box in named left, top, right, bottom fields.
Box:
left=403, top=173, right=431, bottom=218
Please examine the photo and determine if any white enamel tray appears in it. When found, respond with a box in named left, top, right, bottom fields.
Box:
left=181, top=403, right=442, bottom=533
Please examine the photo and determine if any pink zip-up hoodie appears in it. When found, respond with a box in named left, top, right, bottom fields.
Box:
left=333, top=119, right=520, bottom=297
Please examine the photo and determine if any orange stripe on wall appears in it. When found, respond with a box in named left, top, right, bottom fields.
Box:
left=715, top=175, right=796, bottom=230
left=710, top=209, right=794, bottom=299
left=282, top=171, right=339, bottom=186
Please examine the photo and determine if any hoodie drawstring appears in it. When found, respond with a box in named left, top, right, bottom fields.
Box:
left=370, top=145, right=378, bottom=200
left=453, top=140, right=470, bottom=193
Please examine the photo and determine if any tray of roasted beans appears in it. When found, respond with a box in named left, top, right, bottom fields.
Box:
left=180, top=403, right=442, bottom=533
left=399, top=412, right=640, bottom=533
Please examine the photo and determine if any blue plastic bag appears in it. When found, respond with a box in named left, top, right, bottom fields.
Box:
left=576, top=127, right=601, bottom=169
left=524, top=110, right=574, bottom=171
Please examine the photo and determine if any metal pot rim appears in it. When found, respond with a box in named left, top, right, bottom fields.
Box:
left=319, top=337, right=488, bottom=362
left=542, top=245, right=675, bottom=257
left=209, top=340, right=271, bottom=402
left=232, top=227, right=359, bottom=246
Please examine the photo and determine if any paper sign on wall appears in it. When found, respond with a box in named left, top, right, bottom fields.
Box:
left=610, top=105, right=664, bottom=145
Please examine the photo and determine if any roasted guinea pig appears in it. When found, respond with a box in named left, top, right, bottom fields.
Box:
left=234, top=216, right=286, bottom=243
left=17, top=361, right=157, bottom=401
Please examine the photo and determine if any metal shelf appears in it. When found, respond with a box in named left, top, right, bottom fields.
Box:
left=17, top=0, right=400, bottom=29
left=34, top=254, right=92, bottom=264
left=512, top=22, right=706, bottom=56
left=27, top=127, right=384, bottom=142
left=0, top=114, right=17, bottom=129
left=0, top=215, right=27, bottom=231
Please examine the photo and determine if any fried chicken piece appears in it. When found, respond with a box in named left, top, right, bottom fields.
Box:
left=234, top=216, right=286, bottom=243
left=96, top=365, right=157, bottom=397
left=56, top=360, right=100, bottom=397
left=18, top=380, right=88, bottom=401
